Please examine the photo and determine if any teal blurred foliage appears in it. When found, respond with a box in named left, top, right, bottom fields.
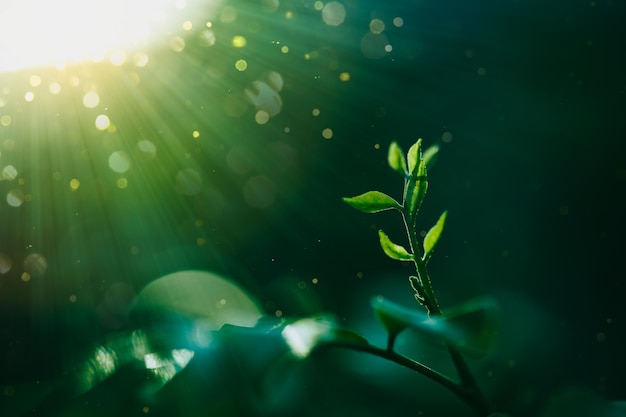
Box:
left=1, top=0, right=625, bottom=415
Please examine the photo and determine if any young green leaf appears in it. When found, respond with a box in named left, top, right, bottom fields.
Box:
left=405, top=159, right=428, bottom=220
left=423, top=211, right=447, bottom=262
left=422, top=144, right=440, bottom=170
left=378, top=230, right=413, bottom=261
left=407, top=138, right=422, bottom=175
left=343, top=191, right=401, bottom=213
left=387, top=141, right=408, bottom=175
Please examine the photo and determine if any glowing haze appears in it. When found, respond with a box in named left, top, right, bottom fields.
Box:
left=0, top=0, right=208, bottom=72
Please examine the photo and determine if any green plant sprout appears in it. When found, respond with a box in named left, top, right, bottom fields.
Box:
left=339, top=139, right=502, bottom=416
left=0, top=139, right=508, bottom=417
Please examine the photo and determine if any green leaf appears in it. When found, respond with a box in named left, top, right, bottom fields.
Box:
left=405, top=159, right=428, bottom=219
left=378, top=230, right=413, bottom=261
left=342, top=191, right=401, bottom=214
left=422, top=144, right=440, bottom=170
left=423, top=211, right=447, bottom=262
left=371, top=296, right=453, bottom=340
left=407, top=138, right=422, bottom=175
left=387, top=141, right=407, bottom=175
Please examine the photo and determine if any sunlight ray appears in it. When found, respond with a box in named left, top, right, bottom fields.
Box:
left=0, top=0, right=219, bottom=73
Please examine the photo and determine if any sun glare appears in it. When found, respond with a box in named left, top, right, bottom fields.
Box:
left=0, top=0, right=204, bottom=73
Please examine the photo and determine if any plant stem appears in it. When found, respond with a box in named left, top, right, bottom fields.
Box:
left=444, top=342, right=491, bottom=415
left=400, top=207, right=491, bottom=415
left=322, top=339, right=490, bottom=416
left=323, top=339, right=458, bottom=394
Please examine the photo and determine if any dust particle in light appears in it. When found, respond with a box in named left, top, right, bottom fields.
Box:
left=83, top=92, right=100, bottom=109
left=137, top=140, right=157, bottom=158
left=49, top=83, right=61, bottom=94
left=170, top=37, right=185, bottom=52
left=235, top=59, right=248, bottom=71
left=29, top=75, right=42, bottom=87
left=69, top=178, right=80, bottom=190
left=369, top=19, right=385, bottom=34
left=0, top=253, right=12, bottom=274
left=322, top=2, right=346, bottom=26
left=108, top=151, right=131, bottom=173
left=2, top=165, right=18, bottom=180
left=255, top=110, right=270, bottom=124
left=95, top=114, right=110, bottom=131
left=24, top=253, right=47, bottom=278
left=6, top=189, right=24, bottom=207
left=232, top=36, right=247, bottom=48
left=116, top=177, right=128, bottom=189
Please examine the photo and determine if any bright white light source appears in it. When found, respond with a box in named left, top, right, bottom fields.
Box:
left=281, top=317, right=334, bottom=359
left=0, top=0, right=218, bottom=73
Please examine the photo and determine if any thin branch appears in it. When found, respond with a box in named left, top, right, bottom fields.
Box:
left=320, top=340, right=490, bottom=415
left=322, top=340, right=458, bottom=393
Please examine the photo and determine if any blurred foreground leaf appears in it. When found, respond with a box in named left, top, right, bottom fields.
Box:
left=372, top=296, right=452, bottom=340
left=371, top=297, right=499, bottom=357
left=134, top=270, right=263, bottom=329
left=281, top=315, right=370, bottom=359
left=443, top=297, right=499, bottom=358
left=540, top=386, right=626, bottom=417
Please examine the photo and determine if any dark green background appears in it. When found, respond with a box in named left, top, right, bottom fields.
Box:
left=0, top=0, right=624, bottom=415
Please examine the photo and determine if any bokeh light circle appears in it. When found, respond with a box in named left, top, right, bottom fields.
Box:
left=108, top=151, right=131, bottom=173
left=24, top=253, right=48, bottom=278
left=176, top=168, right=202, bottom=196
left=322, top=2, right=346, bottom=26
